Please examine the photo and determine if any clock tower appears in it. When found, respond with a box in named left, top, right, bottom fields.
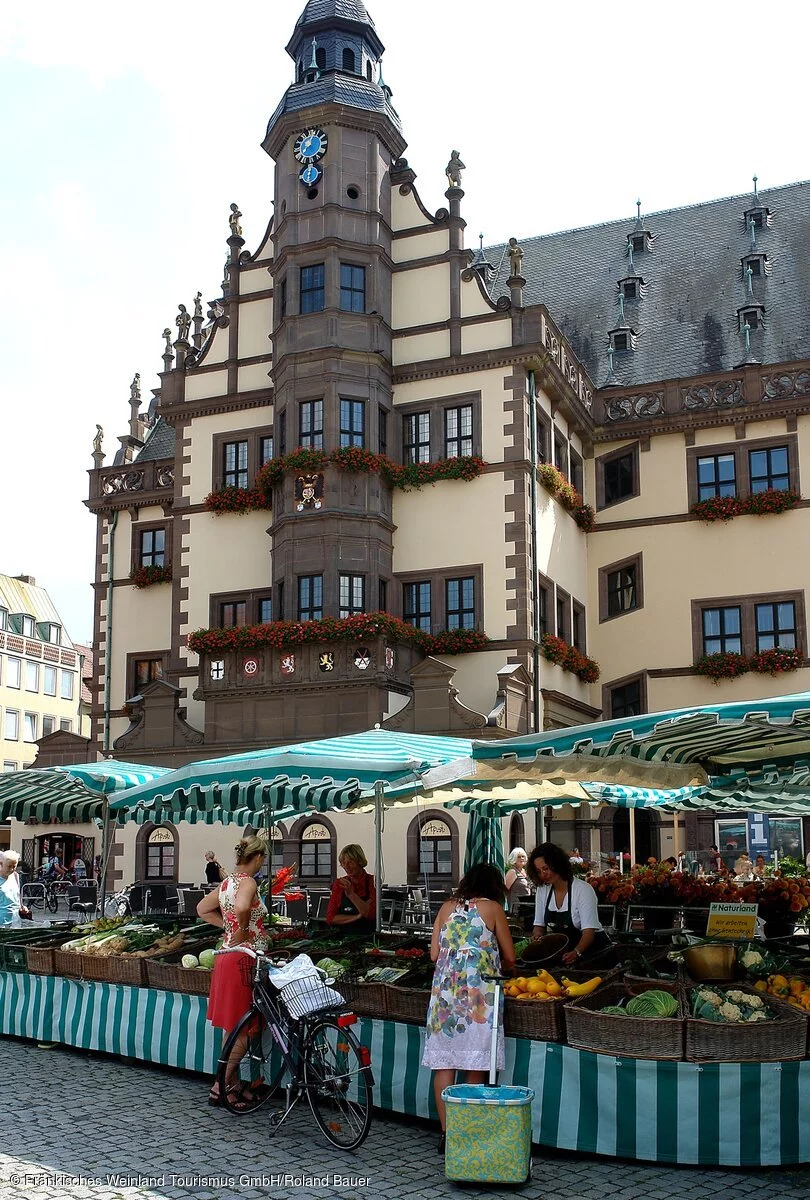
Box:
left=262, top=0, right=407, bottom=626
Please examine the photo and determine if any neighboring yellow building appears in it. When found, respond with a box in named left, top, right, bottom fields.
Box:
left=72, top=0, right=810, bottom=884
left=0, top=574, right=90, bottom=858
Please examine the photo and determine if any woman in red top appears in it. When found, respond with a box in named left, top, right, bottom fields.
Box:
left=326, top=844, right=376, bottom=935
left=198, top=835, right=269, bottom=1109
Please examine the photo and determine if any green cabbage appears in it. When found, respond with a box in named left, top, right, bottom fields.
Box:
left=626, top=990, right=678, bottom=1018
left=181, top=954, right=199, bottom=969
left=198, top=948, right=216, bottom=970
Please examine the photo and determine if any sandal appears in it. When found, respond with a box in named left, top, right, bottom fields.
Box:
left=224, top=1085, right=260, bottom=1113
left=207, top=1088, right=221, bottom=1107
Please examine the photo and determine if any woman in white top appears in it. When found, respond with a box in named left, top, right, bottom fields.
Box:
left=528, top=842, right=606, bottom=966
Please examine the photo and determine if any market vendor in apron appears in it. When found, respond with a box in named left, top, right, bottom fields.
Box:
left=325, top=844, right=376, bottom=935
left=528, top=842, right=609, bottom=966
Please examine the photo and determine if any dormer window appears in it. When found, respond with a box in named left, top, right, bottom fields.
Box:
left=611, top=331, right=632, bottom=352
left=741, top=253, right=768, bottom=279
left=342, top=48, right=356, bottom=72
left=315, top=47, right=326, bottom=70
left=745, top=208, right=766, bottom=230
left=366, top=60, right=373, bottom=81
left=630, top=234, right=645, bottom=254
left=619, top=277, right=644, bottom=301
left=739, top=306, right=764, bottom=331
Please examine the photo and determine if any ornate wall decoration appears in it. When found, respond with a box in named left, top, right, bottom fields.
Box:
left=604, top=391, right=665, bottom=422
left=295, top=473, right=324, bottom=511
left=102, top=470, right=144, bottom=496
left=680, top=379, right=744, bottom=411
left=761, top=369, right=810, bottom=402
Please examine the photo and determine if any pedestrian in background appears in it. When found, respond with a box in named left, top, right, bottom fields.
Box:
left=204, top=850, right=223, bottom=885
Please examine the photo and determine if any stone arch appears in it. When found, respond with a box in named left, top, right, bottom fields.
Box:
left=289, top=812, right=337, bottom=884
left=406, top=808, right=460, bottom=888
left=135, top=820, right=179, bottom=883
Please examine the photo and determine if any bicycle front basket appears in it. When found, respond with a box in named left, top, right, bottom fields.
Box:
left=278, top=973, right=345, bottom=1020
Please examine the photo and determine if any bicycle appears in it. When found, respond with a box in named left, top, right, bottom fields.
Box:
left=21, top=881, right=59, bottom=914
left=216, top=949, right=374, bottom=1151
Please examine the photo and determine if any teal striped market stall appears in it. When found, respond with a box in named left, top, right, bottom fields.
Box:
left=1, top=970, right=807, bottom=1168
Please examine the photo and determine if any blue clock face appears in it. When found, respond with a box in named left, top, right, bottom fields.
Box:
left=294, top=128, right=328, bottom=163
left=299, top=164, right=321, bottom=187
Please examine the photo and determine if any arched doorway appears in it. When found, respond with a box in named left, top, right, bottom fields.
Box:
left=612, top=808, right=656, bottom=864
left=135, top=822, right=179, bottom=883
left=508, top=814, right=526, bottom=852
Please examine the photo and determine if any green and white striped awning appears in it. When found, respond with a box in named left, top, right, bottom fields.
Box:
left=0, top=761, right=171, bottom=823
left=112, top=730, right=473, bottom=826
left=671, top=761, right=810, bottom=815
left=472, top=692, right=810, bottom=770
left=443, top=781, right=699, bottom=819
left=463, top=810, right=505, bottom=873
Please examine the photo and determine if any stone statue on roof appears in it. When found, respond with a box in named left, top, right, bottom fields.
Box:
left=130, top=373, right=141, bottom=403
left=508, top=237, right=524, bottom=279
left=163, top=328, right=173, bottom=355
left=92, top=425, right=104, bottom=457
left=229, top=203, right=243, bottom=238
left=193, top=291, right=203, bottom=319
left=176, top=303, right=191, bottom=342
left=445, top=151, right=465, bottom=188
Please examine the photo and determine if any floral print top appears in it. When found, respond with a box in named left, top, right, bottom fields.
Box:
left=219, top=873, right=268, bottom=951
left=421, top=899, right=504, bottom=1072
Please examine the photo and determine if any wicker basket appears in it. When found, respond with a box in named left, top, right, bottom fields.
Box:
left=26, top=935, right=78, bottom=976
left=144, top=956, right=212, bottom=996
left=337, top=978, right=388, bottom=1019
left=504, top=969, right=621, bottom=1043
left=384, top=983, right=431, bottom=1024
left=565, top=982, right=685, bottom=1060
left=53, top=949, right=146, bottom=987
left=685, top=984, right=808, bottom=1062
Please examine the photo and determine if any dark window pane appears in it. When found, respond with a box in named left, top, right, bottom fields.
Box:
left=260, top=436, right=274, bottom=465
left=697, top=453, right=737, bottom=501
left=749, top=446, right=789, bottom=493
left=258, top=597, right=272, bottom=623
left=339, top=574, right=365, bottom=618
left=140, top=528, right=166, bottom=568
left=702, top=606, right=742, bottom=655
left=339, top=399, right=365, bottom=448
left=378, top=579, right=387, bottom=613
left=446, top=577, right=475, bottom=630
left=339, top=263, right=365, bottom=312
left=298, top=575, right=323, bottom=622
left=220, top=601, right=247, bottom=628
left=378, top=407, right=388, bottom=456
left=444, top=406, right=473, bottom=458
left=404, top=413, right=430, bottom=464
left=403, top=582, right=431, bottom=632
left=299, top=399, right=324, bottom=449
left=755, top=602, right=796, bottom=651
left=300, top=264, right=325, bottom=314
left=610, top=680, right=642, bottom=719
left=224, top=440, right=249, bottom=488
left=603, top=452, right=635, bottom=505
left=135, top=659, right=163, bottom=688
left=606, top=565, right=638, bottom=617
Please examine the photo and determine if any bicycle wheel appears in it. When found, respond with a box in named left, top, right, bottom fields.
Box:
left=22, top=885, right=45, bottom=911
left=217, top=1008, right=286, bottom=1116
left=304, top=1018, right=372, bottom=1151
left=46, top=888, right=59, bottom=913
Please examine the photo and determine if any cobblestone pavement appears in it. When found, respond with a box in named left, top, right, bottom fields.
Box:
left=2, top=1037, right=810, bottom=1200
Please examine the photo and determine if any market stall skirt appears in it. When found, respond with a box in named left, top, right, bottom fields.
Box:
left=1, top=970, right=808, bottom=1168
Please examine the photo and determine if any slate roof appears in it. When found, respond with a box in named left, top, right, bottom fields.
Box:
left=486, top=180, right=810, bottom=389
left=294, top=0, right=374, bottom=29
left=265, top=74, right=401, bottom=136
left=134, top=418, right=175, bottom=463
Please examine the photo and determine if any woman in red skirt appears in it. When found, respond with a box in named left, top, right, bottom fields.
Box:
left=197, top=835, right=269, bottom=1110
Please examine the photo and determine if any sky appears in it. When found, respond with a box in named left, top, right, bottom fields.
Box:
left=0, top=0, right=807, bottom=644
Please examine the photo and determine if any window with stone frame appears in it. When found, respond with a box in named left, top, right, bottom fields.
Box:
left=445, top=576, right=475, bottom=630
left=697, top=453, right=737, bottom=500
left=403, top=412, right=430, bottom=464
left=139, top=527, right=166, bottom=569
left=444, top=405, right=473, bottom=458
left=209, top=592, right=273, bottom=629
left=339, top=574, right=365, bottom=618
left=378, top=407, right=388, bottom=456
left=555, top=587, right=571, bottom=643
left=572, top=601, right=587, bottom=652
left=687, top=434, right=799, bottom=509
left=608, top=677, right=644, bottom=719
left=597, top=445, right=639, bottom=508
left=339, top=263, right=365, bottom=312
left=220, top=600, right=247, bottom=628
left=299, top=399, right=324, bottom=449
left=403, top=581, right=431, bottom=632
left=554, top=432, right=569, bottom=479
left=599, top=553, right=643, bottom=622
left=212, top=428, right=274, bottom=491
left=339, top=399, right=365, bottom=448
left=749, top=445, right=789, bottom=493
left=298, top=575, right=323, bottom=622
left=300, top=263, right=325, bottom=314
left=691, top=591, right=805, bottom=661
left=132, top=656, right=165, bottom=693
left=223, top=439, right=249, bottom=488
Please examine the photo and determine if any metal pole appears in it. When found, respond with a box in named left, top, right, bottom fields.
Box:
left=629, top=806, right=637, bottom=869
left=374, top=780, right=383, bottom=934
left=99, top=798, right=112, bottom=915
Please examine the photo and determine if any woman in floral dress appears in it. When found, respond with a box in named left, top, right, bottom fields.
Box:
left=422, top=863, right=516, bottom=1149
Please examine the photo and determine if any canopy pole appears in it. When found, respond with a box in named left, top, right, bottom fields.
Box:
left=672, top=809, right=682, bottom=861
left=629, top=805, right=637, bottom=869
left=374, top=780, right=383, bottom=934
left=99, top=798, right=113, bottom=916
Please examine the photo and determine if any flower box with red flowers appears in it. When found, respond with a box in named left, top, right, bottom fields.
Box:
left=540, top=632, right=600, bottom=683
left=129, top=565, right=172, bottom=589
left=691, top=489, right=799, bottom=523
left=537, top=463, right=595, bottom=532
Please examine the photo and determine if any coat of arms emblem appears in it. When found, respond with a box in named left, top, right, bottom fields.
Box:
left=295, top=473, right=324, bottom=511
left=319, top=652, right=335, bottom=672
left=280, top=654, right=296, bottom=675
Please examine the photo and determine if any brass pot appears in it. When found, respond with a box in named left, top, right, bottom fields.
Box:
left=683, top=943, right=737, bottom=981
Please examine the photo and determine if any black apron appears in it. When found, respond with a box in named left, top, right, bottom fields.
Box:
left=543, top=880, right=610, bottom=961
left=334, top=873, right=375, bottom=935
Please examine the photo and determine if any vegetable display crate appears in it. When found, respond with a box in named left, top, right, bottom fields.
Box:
left=503, top=969, right=619, bottom=1043
left=337, top=979, right=388, bottom=1018
left=443, top=1084, right=534, bottom=1185
left=0, top=930, right=61, bottom=973
left=53, top=949, right=146, bottom=987
left=564, top=982, right=685, bottom=1060
left=685, top=985, right=808, bottom=1063
left=145, top=954, right=213, bottom=996
left=383, top=983, right=431, bottom=1025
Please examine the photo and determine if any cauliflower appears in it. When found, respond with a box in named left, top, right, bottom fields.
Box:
left=697, top=989, right=722, bottom=1005
left=745, top=994, right=765, bottom=1009
left=745, top=1010, right=768, bottom=1022
left=725, top=990, right=747, bottom=1003
left=741, top=949, right=764, bottom=969
left=719, top=1002, right=742, bottom=1022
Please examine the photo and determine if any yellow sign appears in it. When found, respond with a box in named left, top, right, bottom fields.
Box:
left=706, top=902, right=759, bottom=940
